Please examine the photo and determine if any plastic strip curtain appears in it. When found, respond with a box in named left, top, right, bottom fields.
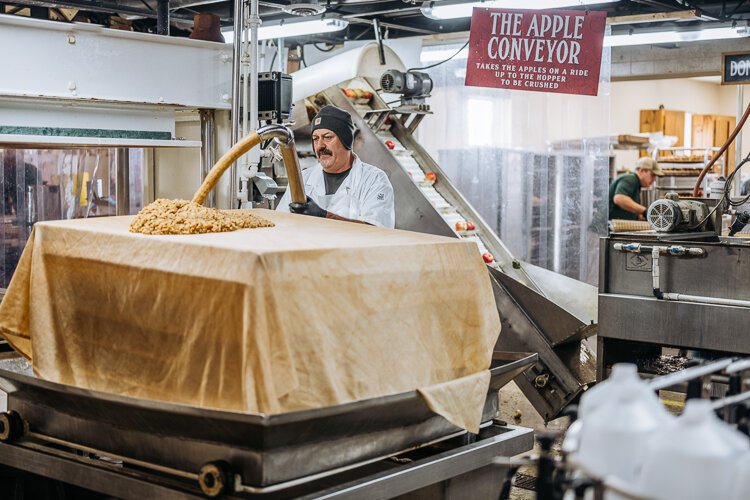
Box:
left=417, top=37, right=611, bottom=286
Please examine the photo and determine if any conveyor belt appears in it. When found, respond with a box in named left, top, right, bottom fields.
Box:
left=299, top=80, right=598, bottom=420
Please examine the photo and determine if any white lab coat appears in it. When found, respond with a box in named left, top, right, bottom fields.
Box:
left=276, top=154, right=395, bottom=228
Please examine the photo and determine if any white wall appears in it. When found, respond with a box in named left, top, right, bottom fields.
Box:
left=154, top=113, right=203, bottom=200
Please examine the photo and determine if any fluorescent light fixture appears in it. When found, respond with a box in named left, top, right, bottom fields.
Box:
left=421, top=0, right=618, bottom=20
left=605, top=25, right=750, bottom=47
left=223, top=16, right=347, bottom=42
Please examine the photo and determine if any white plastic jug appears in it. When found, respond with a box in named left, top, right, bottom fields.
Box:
left=572, top=364, right=673, bottom=500
left=728, top=448, right=750, bottom=500
left=579, top=364, right=645, bottom=418
left=563, top=364, right=668, bottom=455
left=637, top=399, right=749, bottom=500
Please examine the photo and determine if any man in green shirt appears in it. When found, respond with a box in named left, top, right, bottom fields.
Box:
left=608, top=157, right=664, bottom=220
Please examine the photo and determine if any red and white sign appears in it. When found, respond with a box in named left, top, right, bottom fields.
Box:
left=464, top=9, right=607, bottom=96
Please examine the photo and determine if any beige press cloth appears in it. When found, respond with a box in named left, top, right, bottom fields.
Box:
left=0, top=210, right=501, bottom=432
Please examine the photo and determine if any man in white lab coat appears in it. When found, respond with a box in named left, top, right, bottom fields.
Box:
left=276, top=105, right=395, bottom=228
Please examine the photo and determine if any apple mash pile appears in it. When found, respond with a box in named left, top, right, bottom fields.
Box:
left=129, top=198, right=273, bottom=235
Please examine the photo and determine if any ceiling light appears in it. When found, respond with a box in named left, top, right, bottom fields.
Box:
left=282, top=0, right=326, bottom=16
left=223, top=16, right=347, bottom=42
left=421, top=0, right=618, bottom=21
left=605, top=25, right=750, bottom=47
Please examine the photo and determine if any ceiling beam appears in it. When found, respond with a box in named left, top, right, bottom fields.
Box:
left=347, top=16, right=436, bottom=34
left=2, top=0, right=195, bottom=20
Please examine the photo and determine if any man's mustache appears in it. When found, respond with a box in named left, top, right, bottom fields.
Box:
left=317, top=148, right=333, bottom=157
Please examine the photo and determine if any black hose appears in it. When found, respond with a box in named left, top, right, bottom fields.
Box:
left=406, top=41, right=469, bottom=73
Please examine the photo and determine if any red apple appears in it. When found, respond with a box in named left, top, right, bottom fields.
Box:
left=482, top=252, right=494, bottom=263
left=466, top=221, right=475, bottom=231
left=385, top=140, right=395, bottom=150
left=424, top=171, right=437, bottom=183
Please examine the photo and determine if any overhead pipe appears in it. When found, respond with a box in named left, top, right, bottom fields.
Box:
left=230, top=0, right=244, bottom=208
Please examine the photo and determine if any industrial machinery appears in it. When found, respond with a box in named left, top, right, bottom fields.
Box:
left=0, top=352, right=536, bottom=499
left=379, top=69, right=433, bottom=108
left=599, top=154, right=750, bottom=379
left=494, top=357, right=750, bottom=500
left=0, top=32, right=543, bottom=498
left=646, top=193, right=714, bottom=233
left=257, top=72, right=294, bottom=123
left=288, top=43, right=598, bottom=422
left=0, top=27, right=600, bottom=499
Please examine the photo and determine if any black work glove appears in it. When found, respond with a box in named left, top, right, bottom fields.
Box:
left=289, top=196, right=327, bottom=218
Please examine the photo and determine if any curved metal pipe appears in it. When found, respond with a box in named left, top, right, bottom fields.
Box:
left=192, top=125, right=304, bottom=207
left=257, top=125, right=306, bottom=204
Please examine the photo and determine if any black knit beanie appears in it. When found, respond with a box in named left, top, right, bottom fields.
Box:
left=311, top=105, right=354, bottom=150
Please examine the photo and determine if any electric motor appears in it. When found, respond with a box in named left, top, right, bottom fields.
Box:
left=647, top=192, right=710, bottom=233
left=379, top=69, right=433, bottom=98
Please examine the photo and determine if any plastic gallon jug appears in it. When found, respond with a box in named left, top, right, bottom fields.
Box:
left=637, top=399, right=749, bottom=500
left=573, top=365, right=673, bottom=500
left=579, top=364, right=648, bottom=419
left=728, top=449, right=750, bottom=500
left=563, top=364, right=668, bottom=455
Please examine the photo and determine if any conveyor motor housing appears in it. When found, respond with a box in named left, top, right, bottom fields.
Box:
left=647, top=192, right=711, bottom=233
left=379, top=69, right=433, bottom=106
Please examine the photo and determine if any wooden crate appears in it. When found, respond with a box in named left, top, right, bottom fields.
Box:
left=639, top=109, right=685, bottom=158
left=692, top=114, right=736, bottom=172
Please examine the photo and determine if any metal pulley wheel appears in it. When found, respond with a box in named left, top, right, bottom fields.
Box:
left=0, top=410, right=23, bottom=443
left=198, top=461, right=233, bottom=497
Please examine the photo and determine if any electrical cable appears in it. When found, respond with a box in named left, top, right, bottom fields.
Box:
left=406, top=41, right=469, bottom=73
left=313, top=42, right=336, bottom=52
left=268, top=38, right=278, bottom=72
left=685, top=151, right=750, bottom=231
left=727, top=154, right=750, bottom=206
left=269, top=51, right=277, bottom=72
